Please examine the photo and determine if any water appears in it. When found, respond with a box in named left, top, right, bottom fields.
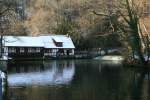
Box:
left=2, top=59, right=150, bottom=100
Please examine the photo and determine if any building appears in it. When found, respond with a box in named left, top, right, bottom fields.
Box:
left=40, top=35, right=75, bottom=58
left=2, top=35, right=75, bottom=60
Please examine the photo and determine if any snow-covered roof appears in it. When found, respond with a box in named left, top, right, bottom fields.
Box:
left=40, top=35, right=75, bottom=49
left=3, top=35, right=75, bottom=49
left=3, top=36, right=44, bottom=47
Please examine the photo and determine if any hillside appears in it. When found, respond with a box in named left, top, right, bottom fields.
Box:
left=5, top=0, right=111, bottom=36
left=0, top=0, right=149, bottom=49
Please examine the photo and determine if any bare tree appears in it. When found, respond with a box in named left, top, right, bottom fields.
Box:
left=0, top=0, right=18, bottom=57
left=94, top=0, right=149, bottom=64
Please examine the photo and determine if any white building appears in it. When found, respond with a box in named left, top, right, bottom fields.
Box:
left=2, top=35, right=75, bottom=60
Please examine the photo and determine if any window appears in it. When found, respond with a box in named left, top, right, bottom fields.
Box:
left=8, top=48, right=11, bottom=53
left=3, top=47, right=8, bottom=53
left=12, top=48, right=16, bottom=53
left=48, top=49, right=52, bottom=53
left=36, top=48, right=40, bottom=53
left=20, top=48, right=24, bottom=53
left=31, top=48, right=35, bottom=52
left=8, top=48, right=16, bottom=53
left=28, top=48, right=32, bottom=53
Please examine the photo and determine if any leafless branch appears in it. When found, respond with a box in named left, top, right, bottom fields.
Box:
left=92, top=10, right=109, bottom=17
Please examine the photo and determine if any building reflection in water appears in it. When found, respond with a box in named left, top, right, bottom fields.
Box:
left=7, top=60, right=75, bottom=86
left=4, top=60, right=150, bottom=100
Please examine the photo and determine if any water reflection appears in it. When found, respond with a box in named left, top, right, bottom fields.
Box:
left=1, top=60, right=150, bottom=100
left=7, top=61, right=75, bottom=86
left=129, top=68, right=150, bottom=100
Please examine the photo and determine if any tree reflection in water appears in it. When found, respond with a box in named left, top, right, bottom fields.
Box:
left=129, top=68, right=150, bottom=100
left=1, top=60, right=150, bottom=100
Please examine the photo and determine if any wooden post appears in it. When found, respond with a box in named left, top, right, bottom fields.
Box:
left=0, top=35, right=3, bottom=58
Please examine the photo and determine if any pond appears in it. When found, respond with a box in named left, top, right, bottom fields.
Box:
left=2, top=59, right=150, bottom=100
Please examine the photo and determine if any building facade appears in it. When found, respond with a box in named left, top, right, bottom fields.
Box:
left=2, top=35, right=75, bottom=60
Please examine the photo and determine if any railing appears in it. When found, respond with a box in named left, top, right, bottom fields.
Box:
left=75, top=50, right=102, bottom=59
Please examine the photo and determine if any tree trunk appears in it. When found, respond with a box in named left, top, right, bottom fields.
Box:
left=131, top=31, right=146, bottom=64
left=137, top=50, right=146, bottom=64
